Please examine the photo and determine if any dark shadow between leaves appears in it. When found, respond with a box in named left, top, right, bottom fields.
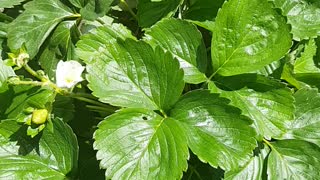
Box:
left=9, top=124, right=41, bottom=156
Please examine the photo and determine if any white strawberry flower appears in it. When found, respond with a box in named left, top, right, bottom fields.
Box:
left=56, top=60, right=85, bottom=89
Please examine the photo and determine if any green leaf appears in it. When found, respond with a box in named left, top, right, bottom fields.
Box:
left=183, top=0, right=225, bottom=22
left=0, top=85, right=55, bottom=120
left=225, top=144, right=270, bottom=180
left=282, top=88, right=320, bottom=146
left=0, top=155, right=66, bottom=179
left=144, top=18, right=207, bottom=84
left=52, top=95, right=74, bottom=122
left=294, top=39, right=320, bottom=73
left=0, top=0, right=27, bottom=8
left=137, top=0, right=182, bottom=27
left=80, top=0, right=113, bottom=21
left=0, top=118, right=78, bottom=178
left=269, top=0, right=320, bottom=40
left=211, top=75, right=295, bottom=139
left=82, top=38, right=184, bottom=111
left=0, top=60, right=15, bottom=89
left=68, top=0, right=84, bottom=8
left=93, top=108, right=189, bottom=180
left=39, top=21, right=76, bottom=80
left=76, top=23, right=136, bottom=61
left=7, top=0, right=76, bottom=58
left=267, top=139, right=320, bottom=179
left=211, top=0, right=292, bottom=76
left=170, top=90, right=257, bottom=171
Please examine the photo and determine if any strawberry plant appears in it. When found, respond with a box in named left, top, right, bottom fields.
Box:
left=0, top=0, right=320, bottom=179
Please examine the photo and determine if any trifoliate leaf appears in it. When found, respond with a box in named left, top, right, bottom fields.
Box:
left=211, top=0, right=292, bottom=76
left=170, top=90, right=257, bottom=171
left=137, top=0, right=183, bottom=27
left=282, top=88, right=320, bottom=146
left=144, top=18, right=207, bottom=84
left=81, top=37, right=184, bottom=111
left=7, top=0, right=77, bottom=58
left=211, top=75, right=295, bottom=139
left=269, top=0, right=320, bottom=40
left=93, top=108, right=189, bottom=180
left=267, top=139, right=320, bottom=179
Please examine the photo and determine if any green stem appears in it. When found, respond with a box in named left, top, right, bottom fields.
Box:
left=120, top=0, right=138, bottom=20
left=23, top=64, right=47, bottom=82
left=160, top=109, right=168, bottom=118
left=8, top=80, right=44, bottom=86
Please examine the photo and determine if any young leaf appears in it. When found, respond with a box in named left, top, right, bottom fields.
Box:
left=170, top=90, right=257, bottom=171
left=0, top=118, right=78, bottom=178
left=269, top=0, right=320, bottom=40
left=211, top=75, right=295, bottom=139
left=7, top=0, right=76, bottom=58
left=267, top=140, right=320, bottom=179
left=93, top=108, right=189, bottom=180
left=211, top=0, right=292, bottom=76
left=282, top=88, right=320, bottom=146
left=83, top=38, right=184, bottom=111
left=137, top=0, right=182, bottom=27
left=144, top=18, right=207, bottom=84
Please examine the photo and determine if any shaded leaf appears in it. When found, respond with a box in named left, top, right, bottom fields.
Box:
left=0, top=118, right=78, bottom=178
left=0, top=0, right=27, bottom=8
left=211, top=0, right=292, bottom=76
left=80, top=0, right=113, bottom=20
left=144, top=18, right=207, bottom=84
left=183, top=0, right=225, bottom=22
left=170, top=90, right=257, bottom=171
left=93, top=108, right=189, bottom=180
left=0, top=85, right=55, bottom=120
left=137, top=0, right=182, bottom=27
left=7, top=0, right=76, bottom=58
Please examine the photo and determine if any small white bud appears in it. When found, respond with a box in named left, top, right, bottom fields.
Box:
left=56, top=60, right=85, bottom=89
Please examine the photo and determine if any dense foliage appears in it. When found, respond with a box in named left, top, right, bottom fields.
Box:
left=0, top=0, right=320, bottom=179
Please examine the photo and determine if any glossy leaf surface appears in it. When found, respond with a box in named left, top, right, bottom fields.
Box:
left=144, top=18, right=207, bottom=84
left=170, top=90, right=257, bottom=171
left=211, top=0, right=292, bottom=76
left=94, top=108, right=189, bottom=180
